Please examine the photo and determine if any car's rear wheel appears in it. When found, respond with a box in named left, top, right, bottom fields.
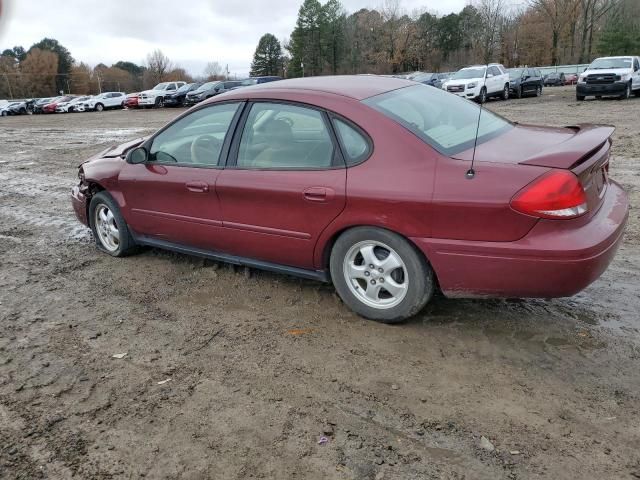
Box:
left=95, top=103, right=104, bottom=112
left=515, top=86, right=522, bottom=99
left=330, top=227, right=434, bottom=323
left=89, top=192, right=137, bottom=257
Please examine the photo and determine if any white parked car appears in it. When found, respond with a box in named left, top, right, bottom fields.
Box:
left=56, top=96, right=92, bottom=113
left=138, top=81, right=187, bottom=108
left=84, top=92, right=126, bottom=112
left=442, top=64, right=510, bottom=103
left=576, top=56, right=640, bottom=100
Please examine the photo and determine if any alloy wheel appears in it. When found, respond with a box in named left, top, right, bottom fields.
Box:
left=343, top=241, right=409, bottom=309
left=94, top=204, right=120, bottom=252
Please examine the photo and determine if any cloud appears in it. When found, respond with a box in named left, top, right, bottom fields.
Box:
left=0, top=0, right=469, bottom=77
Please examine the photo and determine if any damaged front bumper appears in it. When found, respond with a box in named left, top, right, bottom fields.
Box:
left=71, top=184, right=89, bottom=226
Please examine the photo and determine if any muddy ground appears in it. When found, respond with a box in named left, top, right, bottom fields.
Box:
left=0, top=86, right=639, bottom=480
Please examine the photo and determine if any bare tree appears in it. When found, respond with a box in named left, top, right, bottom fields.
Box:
left=146, top=49, right=172, bottom=84
left=476, top=0, right=507, bottom=63
left=203, top=61, right=223, bottom=80
left=528, top=0, right=581, bottom=65
left=578, top=0, right=616, bottom=62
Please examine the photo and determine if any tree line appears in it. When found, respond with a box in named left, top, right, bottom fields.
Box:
left=0, top=39, right=228, bottom=99
left=249, top=0, right=640, bottom=77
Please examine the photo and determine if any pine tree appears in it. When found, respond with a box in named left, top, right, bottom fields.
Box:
left=289, top=0, right=324, bottom=77
left=250, top=34, right=283, bottom=76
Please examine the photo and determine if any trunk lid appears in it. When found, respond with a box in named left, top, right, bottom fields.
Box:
left=453, top=123, right=614, bottom=217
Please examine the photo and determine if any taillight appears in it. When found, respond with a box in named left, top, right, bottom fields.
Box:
left=511, top=170, right=587, bottom=219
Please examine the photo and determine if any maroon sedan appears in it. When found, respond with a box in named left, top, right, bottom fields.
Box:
left=43, top=95, right=75, bottom=113
left=123, top=93, right=139, bottom=109
left=71, top=76, right=628, bottom=323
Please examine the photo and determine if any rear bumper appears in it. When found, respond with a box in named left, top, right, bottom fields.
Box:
left=413, top=181, right=629, bottom=298
left=577, top=82, right=627, bottom=96
left=71, top=185, right=89, bottom=227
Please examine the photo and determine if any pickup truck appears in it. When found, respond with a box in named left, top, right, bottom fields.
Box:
left=577, top=56, right=640, bottom=100
left=138, top=81, right=187, bottom=108
left=442, top=64, right=510, bottom=103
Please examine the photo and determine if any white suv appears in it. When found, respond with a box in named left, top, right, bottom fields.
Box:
left=577, top=56, right=640, bottom=100
left=138, top=82, right=187, bottom=108
left=442, top=64, right=510, bottom=103
left=85, top=92, right=126, bottom=112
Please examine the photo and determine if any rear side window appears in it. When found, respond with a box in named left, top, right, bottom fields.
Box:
left=364, top=84, right=512, bottom=156
left=333, top=118, right=371, bottom=166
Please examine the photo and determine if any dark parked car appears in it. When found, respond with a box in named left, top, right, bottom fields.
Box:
left=2, top=99, right=33, bottom=115
left=164, top=82, right=203, bottom=107
left=184, top=80, right=242, bottom=106
left=33, top=97, right=54, bottom=114
left=508, top=68, right=543, bottom=98
left=544, top=72, right=565, bottom=86
left=409, top=72, right=439, bottom=87
left=238, top=76, right=282, bottom=87
left=71, top=76, right=628, bottom=323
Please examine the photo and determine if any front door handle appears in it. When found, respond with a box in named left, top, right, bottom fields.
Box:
left=303, top=187, right=333, bottom=202
left=186, top=181, right=209, bottom=193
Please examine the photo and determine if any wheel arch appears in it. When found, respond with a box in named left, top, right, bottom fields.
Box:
left=317, top=224, right=440, bottom=289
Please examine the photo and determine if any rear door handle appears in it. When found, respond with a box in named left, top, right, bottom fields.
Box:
left=303, top=187, right=333, bottom=202
left=186, top=181, right=209, bottom=193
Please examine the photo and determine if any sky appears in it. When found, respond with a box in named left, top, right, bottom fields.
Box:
left=0, top=0, right=470, bottom=78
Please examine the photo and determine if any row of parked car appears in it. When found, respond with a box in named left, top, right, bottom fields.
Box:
left=0, top=76, right=283, bottom=117
left=405, top=55, right=640, bottom=103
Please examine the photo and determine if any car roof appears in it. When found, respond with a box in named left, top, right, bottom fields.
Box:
left=218, top=75, right=414, bottom=101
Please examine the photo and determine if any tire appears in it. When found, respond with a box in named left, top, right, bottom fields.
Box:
left=634, top=88, right=640, bottom=97
left=1, top=111, right=7, bottom=116
left=95, top=103, right=104, bottom=112
left=536, top=86, right=542, bottom=97
left=330, top=227, right=434, bottom=323
left=477, top=87, right=487, bottom=104
left=89, top=191, right=137, bottom=257
left=576, top=94, right=585, bottom=101
left=501, top=84, right=509, bottom=100
left=155, top=97, right=164, bottom=108
left=515, top=86, right=522, bottom=99
left=620, top=82, right=631, bottom=100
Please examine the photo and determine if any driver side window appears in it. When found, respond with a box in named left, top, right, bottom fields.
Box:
left=149, top=103, right=240, bottom=167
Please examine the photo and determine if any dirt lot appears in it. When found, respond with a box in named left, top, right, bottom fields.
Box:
left=0, top=86, right=639, bottom=480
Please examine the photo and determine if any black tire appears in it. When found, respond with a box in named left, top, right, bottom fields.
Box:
left=477, top=87, right=487, bottom=104
left=536, top=86, right=542, bottom=97
left=89, top=191, right=137, bottom=257
left=501, top=84, right=509, bottom=100
left=515, top=86, right=522, bottom=99
left=95, top=103, right=104, bottom=112
left=155, top=97, right=164, bottom=108
left=634, top=88, right=640, bottom=97
left=576, top=94, right=585, bottom=101
left=620, top=82, right=631, bottom=100
left=330, top=227, right=434, bottom=323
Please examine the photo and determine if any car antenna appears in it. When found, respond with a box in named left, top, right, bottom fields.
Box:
left=466, top=76, right=485, bottom=180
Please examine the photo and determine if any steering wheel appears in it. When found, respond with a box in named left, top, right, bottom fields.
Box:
left=279, top=116, right=294, bottom=127
left=191, top=134, right=222, bottom=164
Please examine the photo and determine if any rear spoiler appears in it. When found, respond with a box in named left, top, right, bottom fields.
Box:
left=519, top=124, right=615, bottom=169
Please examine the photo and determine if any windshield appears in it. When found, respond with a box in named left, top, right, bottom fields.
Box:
left=153, top=82, right=170, bottom=90
left=508, top=69, right=523, bottom=79
left=452, top=68, right=485, bottom=80
left=363, top=84, right=512, bottom=156
left=195, top=81, right=220, bottom=92
left=176, top=83, right=194, bottom=93
left=241, top=78, right=258, bottom=86
left=589, top=57, right=633, bottom=70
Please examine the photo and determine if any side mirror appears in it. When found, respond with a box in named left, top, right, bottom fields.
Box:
left=128, top=147, right=148, bottom=164
left=214, top=87, right=220, bottom=92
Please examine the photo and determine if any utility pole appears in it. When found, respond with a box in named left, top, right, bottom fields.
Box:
left=301, top=62, right=304, bottom=77
left=225, top=64, right=230, bottom=80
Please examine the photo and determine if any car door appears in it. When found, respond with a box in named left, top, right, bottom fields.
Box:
left=117, top=102, right=243, bottom=251
left=216, top=101, right=347, bottom=269
left=522, top=69, right=533, bottom=93
left=488, top=66, right=501, bottom=94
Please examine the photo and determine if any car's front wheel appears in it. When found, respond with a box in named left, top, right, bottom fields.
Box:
left=477, top=87, right=487, bottom=104
left=620, top=82, right=631, bottom=100
left=501, top=84, right=509, bottom=100
left=89, top=192, right=137, bottom=257
left=330, top=227, right=434, bottom=323
left=155, top=97, right=164, bottom=108
left=95, top=103, right=104, bottom=112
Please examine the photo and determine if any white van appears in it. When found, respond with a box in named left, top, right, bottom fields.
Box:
left=576, top=56, right=640, bottom=100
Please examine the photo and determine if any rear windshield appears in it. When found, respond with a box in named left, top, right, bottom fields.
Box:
left=363, top=85, right=512, bottom=156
